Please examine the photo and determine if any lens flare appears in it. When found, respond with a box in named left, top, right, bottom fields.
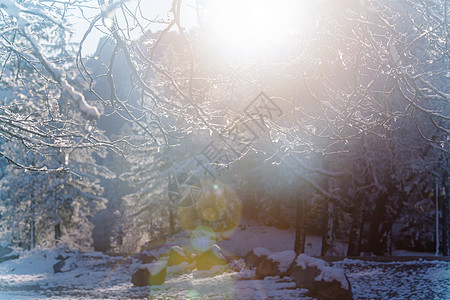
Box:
left=190, top=225, right=216, bottom=252
left=177, top=179, right=242, bottom=238
left=195, top=180, right=242, bottom=236
left=186, top=289, right=199, bottom=299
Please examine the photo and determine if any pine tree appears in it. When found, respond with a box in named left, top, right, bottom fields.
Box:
left=0, top=138, right=115, bottom=250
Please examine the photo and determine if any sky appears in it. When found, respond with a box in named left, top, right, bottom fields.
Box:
left=70, top=0, right=314, bottom=57
left=71, top=0, right=198, bottom=56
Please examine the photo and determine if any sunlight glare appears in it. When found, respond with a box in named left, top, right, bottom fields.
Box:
left=205, top=0, right=317, bottom=57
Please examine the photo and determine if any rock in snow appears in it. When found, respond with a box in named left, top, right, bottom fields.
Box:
left=53, top=248, right=77, bottom=273
left=131, top=260, right=167, bottom=286
left=253, top=247, right=272, bottom=257
left=291, top=254, right=352, bottom=300
left=167, top=246, right=188, bottom=266
left=268, top=250, right=296, bottom=273
left=131, top=268, right=151, bottom=287
left=255, top=256, right=281, bottom=279
left=255, top=250, right=296, bottom=279
left=0, top=244, right=18, bottom=263
left=136, top=252, right=155, bottom=264
left=244, top=247, right=271, bottom=268
left=194, top=244, right=227, bottom=270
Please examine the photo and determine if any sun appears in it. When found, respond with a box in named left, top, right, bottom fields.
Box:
left=203, top=0, right=317, bottom=57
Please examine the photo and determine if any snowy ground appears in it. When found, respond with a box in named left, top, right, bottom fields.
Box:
left=1, top=250, right=448, bottom=299
left=338, top=259, right=450, bottom=299
left=0, top=221, right=449, bottom=299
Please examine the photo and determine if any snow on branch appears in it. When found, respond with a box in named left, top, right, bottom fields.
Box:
left=0, top=0, right=100, bottom=120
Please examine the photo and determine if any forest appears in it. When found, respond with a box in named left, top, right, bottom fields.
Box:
left=0, top=0, right=448, bottom=260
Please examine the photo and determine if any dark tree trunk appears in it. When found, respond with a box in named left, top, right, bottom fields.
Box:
left=321, top=208, right=329, bottom=256
left=379, top=222, right=393, bottom=255
left=441, top=171, right=449, bottom=256
left=367, top=180, right=405, bottom=256
left=169, top=207, right=175, bottom=236
left=321, top=201, right=334, bottom=257
left=54, top=223, right=61, bottom=242
left=347, top=205, right=362, bottom=256
left=357, top=210, right=366, bottom=255
left=320, top=217, right=330, bottom=257
left=30, top=218, right=35, bottom=250
left=294, top=198, right=306, bottom=255
left=367, top=193, right=388, bottom=255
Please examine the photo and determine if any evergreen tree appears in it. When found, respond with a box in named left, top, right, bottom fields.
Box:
left=0, top=139, right=114, bottom=250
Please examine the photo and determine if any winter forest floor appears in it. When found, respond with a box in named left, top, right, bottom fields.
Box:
left=0, top=221, right=449, bottom=299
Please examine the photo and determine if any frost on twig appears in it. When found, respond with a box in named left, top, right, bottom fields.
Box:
left=0, top=0, right=100, bottom=120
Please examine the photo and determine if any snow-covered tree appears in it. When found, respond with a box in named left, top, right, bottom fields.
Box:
left=0, top=0, right=448, bottom=255
left=0, top=0, right=113, bottom=173
left=0, top=0, right=447, bottom=164
left=0, top=139, right=115, bottom=250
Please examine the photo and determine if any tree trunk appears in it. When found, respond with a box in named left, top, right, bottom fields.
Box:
left=379, top=222, right=393, bottom=255
left=347, top=205, right=362, bottom=256
left=6, top=202, right=17, bottom=244
left=321, top=206, right=329, bottom=257
left=321, top=201, right=334, bottom=257
left=55, top=223, right=61, bottom=243
left=294, top=198, right=306, bottom=255
left=386, top=226, right=393, bottom=255
left=367, top=193, right=388, bottom=255
left=30, top=218, right=35, bottom=250
left=357, top=210, right=365, bottom=255
left=169, top=207, right=175, bottom=236
left=30, top=195, right=36, bottom=250
left=441, top=171, right=449, bottom=256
